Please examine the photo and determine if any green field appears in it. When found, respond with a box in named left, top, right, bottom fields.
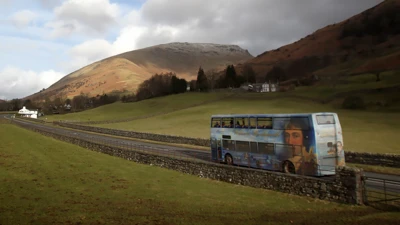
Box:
left=44, top=92, right=231, bottom=122
left=1, top=124, right=400, bottom=224
left=89, top=95, right=400, bottom=154
left=42, top=71, right=400, bottom=154
left=0, top=111, right=16, bottom=114
left=293, top=70, right=400, bottom=102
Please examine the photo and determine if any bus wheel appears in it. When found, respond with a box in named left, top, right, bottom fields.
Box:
left=283, top=161, right=295, bottom=174
left=225, top=154, right=233, bottom=165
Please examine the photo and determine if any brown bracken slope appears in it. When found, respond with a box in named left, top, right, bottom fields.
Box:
left=237, top=0, right=400, bottom=81
left=25, top=42, right=253, bottom=101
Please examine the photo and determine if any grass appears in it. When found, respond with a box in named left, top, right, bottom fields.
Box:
left=93, top=95, right=400, bottom=154
left=39, top=70, right=400, bottom=155
left=43, top=92, right=232, bottom=122
left=292, top=70, right=400, bottom=101
left=0, top=111, right=16, bottom=114
left=347, top=163, right=400, bottom=176
left=1, top=124, right=400, bottom=224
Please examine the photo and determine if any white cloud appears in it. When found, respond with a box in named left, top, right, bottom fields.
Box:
left=9, top=10, right=37, bottom=28
left=62, top=26, right=148, bottom=72
left=47, top=0, right=120, bottom=38
left=0, top=66, right=64, bottom=100
left=36, top=0, right=63, bottom=9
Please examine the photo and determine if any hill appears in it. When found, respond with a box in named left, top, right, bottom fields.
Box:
left=25, top=42, right=253, bottom=101
left=236, top=0, right=400, bottom=81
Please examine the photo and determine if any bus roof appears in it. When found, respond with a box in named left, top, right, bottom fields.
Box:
left=211, top=112, right=337, bottom=118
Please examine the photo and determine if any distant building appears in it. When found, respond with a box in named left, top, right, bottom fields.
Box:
left=64, top=103, right=72, bottom=111
left=240, top=81, right=279, bottom=92
left=18, top=106, right=39, bottom=119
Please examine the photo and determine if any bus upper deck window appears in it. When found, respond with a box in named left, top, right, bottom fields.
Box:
left=257, top=117, right=272, bottom=129
left=211, top=118, right=221, bottom=127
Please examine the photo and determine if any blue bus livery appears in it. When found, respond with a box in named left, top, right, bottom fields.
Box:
left=210, top=112, right=345, bottom=176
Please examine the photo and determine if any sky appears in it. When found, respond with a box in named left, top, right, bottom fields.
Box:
left=0, top=0, right=384, bottom=100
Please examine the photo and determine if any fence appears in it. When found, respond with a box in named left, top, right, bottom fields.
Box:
left=364, top=176, right=400, bottom=210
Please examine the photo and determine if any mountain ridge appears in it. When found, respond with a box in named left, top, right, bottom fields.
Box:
left=26, top=42, right=254, bottom=101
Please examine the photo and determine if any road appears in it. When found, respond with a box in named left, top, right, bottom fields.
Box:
left=3, top=114, right=400, bottom=195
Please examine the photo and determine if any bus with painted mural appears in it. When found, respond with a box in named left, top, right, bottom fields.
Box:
left=210, top=112, right=345, bottom=176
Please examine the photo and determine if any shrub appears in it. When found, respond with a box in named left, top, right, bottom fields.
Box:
left=342, top=96, right=366, bottom=110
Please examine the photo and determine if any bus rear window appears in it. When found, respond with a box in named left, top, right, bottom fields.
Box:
left=316, top=115, right=335, bottom=124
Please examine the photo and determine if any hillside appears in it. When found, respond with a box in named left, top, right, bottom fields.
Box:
left=237, top=0, right=400, bottom=81
left=26, top=42, right=253, bottom=101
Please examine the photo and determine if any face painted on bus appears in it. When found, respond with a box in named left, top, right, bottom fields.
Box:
left=284, top=126, right=303, bottom=146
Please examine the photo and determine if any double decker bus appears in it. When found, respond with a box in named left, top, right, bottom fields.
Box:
left=210, top=112, right=345, bottom=176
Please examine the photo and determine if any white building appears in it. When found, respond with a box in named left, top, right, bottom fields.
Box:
left=261, top=82, right=279, bottom=92
left=18, top=106, right=38, bottom=119
left=241, top=82, right=279, bottom=92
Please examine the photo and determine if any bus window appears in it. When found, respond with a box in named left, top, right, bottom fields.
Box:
left=235, top=117, right=249, bottom=128
left=249, top=117, right=257, bottom=129
left=223, top=140, right=235, bottom=150
left=250, top=142, right=258, bottom=153
left=316, top=115, right=335, bottom=124
left=236, top=141, right=250, bottom=152
left=257, top=117, right=272, bottom=129
left=222, top=117, right=234, bottom=128
left=211, top=118, right=221, bottom=127
left=258, top=143, right=275, bottom=155
left=273, top=117, right=310, bottom=130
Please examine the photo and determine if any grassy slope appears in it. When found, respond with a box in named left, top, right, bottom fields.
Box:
left=45, top=92, right=231, bottom=122
left=45, top=71, right=400, bottom=154
left=1, top=124, right=399, bottom=224
left=95, top=95, right=400, bottom=154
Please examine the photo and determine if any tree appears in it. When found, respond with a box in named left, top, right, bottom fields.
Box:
left=189, top=80, right=196, bottom=91
left=242, top=64, right=256, bottom=83
left=196, top=67, right=208, bottom=91
left=171, top=75, right=187, bottom=94
left=10, top=98, right=21, bottom=111
left=23, top=99, right=36, bottom=109
left=225, top=65, right=237, bottom=87
left=205, top=69, right=219, bottom=90
left=265, top=66, right=286, bottom=82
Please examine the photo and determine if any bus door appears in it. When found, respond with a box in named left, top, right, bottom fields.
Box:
left=314, top=114, right=340, bottom=175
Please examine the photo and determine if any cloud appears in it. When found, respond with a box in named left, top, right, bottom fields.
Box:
left=135, top=0, right=384, bottom=56
left=9, top=10, right=37, bottom=28
left=36, top=0, right=63, bottom=9
left=0, top=66, right=64, bottom=100
left=47, top=0, right=120, bottom=38
left=62, top=39, right=114, bottom=71
left=62, top=0, right=384, bottom=74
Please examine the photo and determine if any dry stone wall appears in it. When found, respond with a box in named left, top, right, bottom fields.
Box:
left=13, top=120, right=366, bottom=205
left=54, top=121, right=400, bottom=168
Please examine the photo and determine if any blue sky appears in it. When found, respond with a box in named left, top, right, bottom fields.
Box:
left=0, top=0, right=383, bottom=100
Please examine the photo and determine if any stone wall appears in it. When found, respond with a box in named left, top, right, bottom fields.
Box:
left=15, top=120, right=365, bottom=205
left=345, top=151, right=400, bottom=168
left=55, top=121, right=400, bottom=168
